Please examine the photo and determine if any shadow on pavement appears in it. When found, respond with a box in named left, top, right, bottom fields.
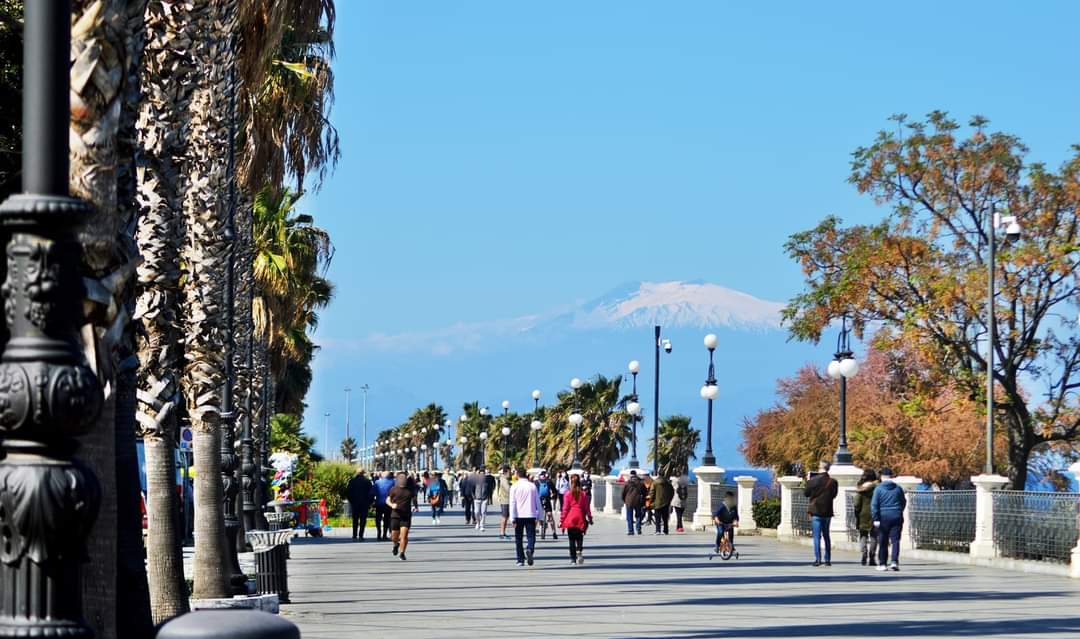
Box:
left=615, top=617, right=1080, bottom=638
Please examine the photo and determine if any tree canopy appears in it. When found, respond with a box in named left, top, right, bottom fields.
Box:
left=782, top=112, right=1080, bottom=488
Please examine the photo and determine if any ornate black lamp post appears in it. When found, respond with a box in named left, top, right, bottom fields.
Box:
left=500, top=400, right=510, bottom=463
left=627, top=360, right=641, bottom=468
left=826, top=316, right=859, bottom=465
left=569, top=377, right=584, bottom=472
left=653, top=326, right=671, bottom=473
left=0, top=1, right=105, bottom=635
left=700, top=334, right=720, bottom=467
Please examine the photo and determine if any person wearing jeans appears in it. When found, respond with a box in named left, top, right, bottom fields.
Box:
left=621, top=470, right=646, bottom=535
left=804, top=460, right=839, bottom=567
left=509, top=468, right=541, bottom=566
left=871, top=467, right=907, bottom=571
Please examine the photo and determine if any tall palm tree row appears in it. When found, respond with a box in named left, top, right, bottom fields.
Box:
left=133, top=0, right=196, bottom=625
left=649, top=415, right=701, bottom=477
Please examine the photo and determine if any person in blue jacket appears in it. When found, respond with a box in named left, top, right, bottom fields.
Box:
left=870, top=467, right=907, bottom=571
left=427, top=471, right=449, bottom=525
left=372, top=471, right=396, bottom=541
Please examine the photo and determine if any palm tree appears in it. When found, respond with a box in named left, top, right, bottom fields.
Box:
left=133, top=0, right=198, bottom=623
left=457, top=402, right=494, bottom=469
left=181, top=0, right=237, bottom=601
left=69, top=0, right=154, bottom=633
left=649, top=416, right=700, bottom=477
left=540, top=376, right=631, bottom=474
left=340, top=436, right=357, bottom=463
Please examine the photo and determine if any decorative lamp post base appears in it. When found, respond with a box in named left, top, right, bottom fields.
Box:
left=827, top=463, right=862, bottom=538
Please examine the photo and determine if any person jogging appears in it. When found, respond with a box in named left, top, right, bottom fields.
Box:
left=372, top=471, right=395, bottom=541
left=386, top=472, right=415, bottom=560
left=509, top=467, right=541, bottom=566
left=560, top=473, right=593, bottom=565
left=536, top=470, right=558, bottom=540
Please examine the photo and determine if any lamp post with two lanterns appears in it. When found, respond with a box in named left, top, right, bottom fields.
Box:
left=501, top=400, right=511, bottom=463
left=569, top=377, right=584, bottom=472
left=627, top=360, right=642, bottom=469
left=530, top=389, right=542, bottom=469
left=826, top=316, right=859, bottom=465
left=700, top=335, right=720, bottom=467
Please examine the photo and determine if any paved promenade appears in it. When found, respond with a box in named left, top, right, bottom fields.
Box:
left=281, top=507, right=1080, bottom=638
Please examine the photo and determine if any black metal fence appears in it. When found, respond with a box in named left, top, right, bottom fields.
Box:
left=790, top=491, right=811, bottom=537
left=908, top=490, right=977, bottom=552
left=993, top=491, right=1078, bottom=564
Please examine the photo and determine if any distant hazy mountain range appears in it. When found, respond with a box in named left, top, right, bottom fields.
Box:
left=312, top=280, right=823, bottom=469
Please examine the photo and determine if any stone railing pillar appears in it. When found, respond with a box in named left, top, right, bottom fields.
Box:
left=829, top=464, right=862, bottom=538
left=777, top=476, right=802, bottom=539
left=733, top=476, right=758, bottom=534
left=893, top=475, right=922, bottom=551
left=604, top=477, right=618, bottom=515
left=970, top=474, right=1009, bottom=559
left=691, top=466, right=725, bottom=530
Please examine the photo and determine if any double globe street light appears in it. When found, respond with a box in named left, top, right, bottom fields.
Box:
left=627, top=360, right=641, bottom=469
left=700, top=334, right=720, bottom=467
left=569, top=377, right=584, bottom=473
left=530, top=389, right=542, bottom=469
left=826, top=316, right=859, bottom=465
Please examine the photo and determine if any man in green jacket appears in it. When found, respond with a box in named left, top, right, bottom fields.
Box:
left=648, top=474, right=675, bottom=535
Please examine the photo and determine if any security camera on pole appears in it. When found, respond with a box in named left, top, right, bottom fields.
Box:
left=691, top=334, right=726, bottom=529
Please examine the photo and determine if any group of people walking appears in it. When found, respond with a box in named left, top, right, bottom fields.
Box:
left=619, top=470, right=690, bottom=535
left=804, top=460, right=908, bottom=571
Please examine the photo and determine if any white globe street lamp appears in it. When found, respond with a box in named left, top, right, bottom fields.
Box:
left=701, top=333, right=719, bottom=466
left=830, top=316, right=858, bottom=464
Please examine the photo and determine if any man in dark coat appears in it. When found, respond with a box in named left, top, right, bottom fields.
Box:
left=621, top=470, right=646, bottom=535
left=804, top=460, right=839, bottom=566
left=347, top=468, right=374, bottom=541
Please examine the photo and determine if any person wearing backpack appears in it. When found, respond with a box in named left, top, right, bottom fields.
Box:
left=536, top=470, right=559, bottom=540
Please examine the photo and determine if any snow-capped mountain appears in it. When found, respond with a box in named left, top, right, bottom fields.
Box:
left=561, top=280, right=785, bottom=332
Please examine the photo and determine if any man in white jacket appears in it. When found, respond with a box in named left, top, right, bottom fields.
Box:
left=508, top=467, right=542, bottom=566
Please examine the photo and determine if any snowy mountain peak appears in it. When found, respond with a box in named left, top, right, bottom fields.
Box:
left=569, top=281, right=784, bottom=331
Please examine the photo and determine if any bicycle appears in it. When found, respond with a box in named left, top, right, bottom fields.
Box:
left=708, top=523, right=739, bottom=560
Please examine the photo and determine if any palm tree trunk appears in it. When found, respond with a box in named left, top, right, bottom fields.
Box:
left=134, top=0, right=198, bottom=621
left=183, top=0, right=237, bottom=601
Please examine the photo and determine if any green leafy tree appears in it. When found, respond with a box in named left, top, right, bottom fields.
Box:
left=541, top=375, right=631, bottom=475
left=782, top=112, right=1080, bottom=488
left=648, top=415, right=700, bottom=477
left=293, top=461, right=354, bottom=515
left=340, top=436, right=357, bottom=464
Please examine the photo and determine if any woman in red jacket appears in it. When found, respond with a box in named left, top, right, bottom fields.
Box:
left=560, top=474, right=593, bottom=565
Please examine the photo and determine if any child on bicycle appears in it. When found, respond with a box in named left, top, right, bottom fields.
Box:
left=712, top=491, right=739, bottom=554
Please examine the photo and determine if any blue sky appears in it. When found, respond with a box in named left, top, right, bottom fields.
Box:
left=303, top=2, right=1080, bottom=457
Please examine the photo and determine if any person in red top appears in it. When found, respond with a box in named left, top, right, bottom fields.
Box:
left=560, top=474, right=593, bottom=566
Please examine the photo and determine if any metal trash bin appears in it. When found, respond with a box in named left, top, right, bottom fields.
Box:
left=265, top=512, right=293, bottom=532
left=247, top=530, right=294, bottom=604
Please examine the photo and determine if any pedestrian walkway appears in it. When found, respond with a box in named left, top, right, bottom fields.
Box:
left=280, top=508, right=1080, bottom=638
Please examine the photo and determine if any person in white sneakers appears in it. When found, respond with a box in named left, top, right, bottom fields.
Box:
left=508, top=467, right=542, bottom=566
left=871, top=468, right=907, bottom=572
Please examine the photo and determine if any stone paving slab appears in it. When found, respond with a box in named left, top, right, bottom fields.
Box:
left=279, top=508, right=1080, bottom=638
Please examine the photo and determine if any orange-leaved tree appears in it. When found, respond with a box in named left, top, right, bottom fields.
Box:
left=781, top=112, right=1080, bottom=488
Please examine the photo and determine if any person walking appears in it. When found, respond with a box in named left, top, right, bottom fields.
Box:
left=852, top=469, right=880, bottom=566
left=509, top=467, right=541, bottom=566
left=556, top=471, right=570, bottom=511
left=621, top=470, right=645, bottom=535
left=387, top=472, right=415, bottom=560
left=649, top=473, right=674, bottom=535
left=804, top=460, right=839, bottom=567
left=581, top=472, right=593, bottom=498
left=536, top=470, right=558, bottom=540
left=445, top=471, right=457, bottom=508
left=642, top=475, right=655, bottom=526
left=460, top=470, right=475, bottom=526
left=346, top=468, right=374, bottom=541
left=427, top=470, right=449, bottom=525
left=871, top=468, right=907, bottom=572
left=495, top=465, right=513, bottom=540
left=672, top=473, right=689, bottom=533
left=560, top=473, right=593, bottom=565
left=372, top=471, right=395, bottom=541
left=472, top=467, right=491, bottom=531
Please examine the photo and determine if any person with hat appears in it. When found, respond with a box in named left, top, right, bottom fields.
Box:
left=426, top=470, right=449, bottom=525
left=871, top=467, right=907, bottom=571
left=495, top=465, right=513, bottom=540
left=535, top=470, right=558, bottom=540
left=346, top=468, right=374, bottom=541
left=621, top=470, right=646, bottom=535
left=804, top=460, right=839, bottom=566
